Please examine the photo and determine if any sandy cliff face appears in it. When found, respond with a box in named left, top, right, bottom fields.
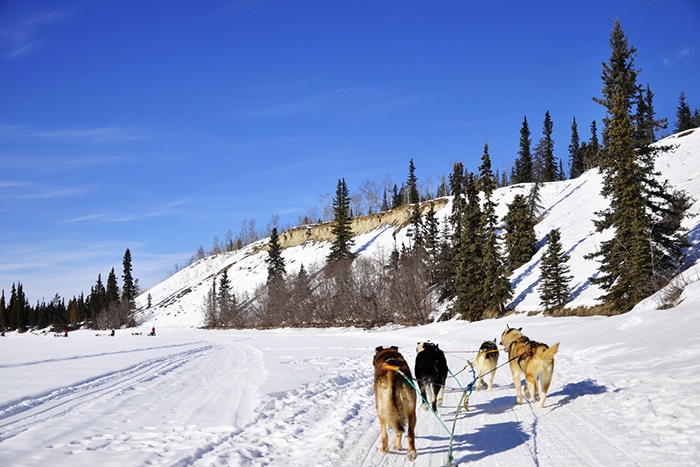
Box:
left=266, top=198, right=450, bottom=251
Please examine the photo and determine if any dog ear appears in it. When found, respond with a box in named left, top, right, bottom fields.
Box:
left=518, top=327, right=522, bottom=331
left=375, top=346, right=384, bottom=352
left=391, top=346, right=398, bottom=351
left=492, top=338, right=496, bottom=343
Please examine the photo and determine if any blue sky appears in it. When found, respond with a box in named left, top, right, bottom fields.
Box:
left=2, top=0, right=699, bottom=304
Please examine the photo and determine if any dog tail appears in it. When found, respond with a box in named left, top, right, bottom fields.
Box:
left=544, top=342, right=560, bottom=360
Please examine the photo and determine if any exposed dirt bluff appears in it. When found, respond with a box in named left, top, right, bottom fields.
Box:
left=261, top=198, right=449, bottom=252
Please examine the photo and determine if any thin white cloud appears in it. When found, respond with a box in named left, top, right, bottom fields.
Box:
left=0, top=124, right=148, bottom=143
left=662, top=47, right=696, bottom=67
left=241, top=87, right=377, bottom=118
left=63, top=199, right=193, bottom=224
left=1, top=187, right=89, bottom=202
left=0, top=8, right=74, bottom=60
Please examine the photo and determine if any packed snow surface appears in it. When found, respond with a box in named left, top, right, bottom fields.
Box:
left=2, top=302, right=700, bottom=466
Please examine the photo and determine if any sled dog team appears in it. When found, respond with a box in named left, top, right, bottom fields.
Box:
left=373, top=325, right=559, bottom=461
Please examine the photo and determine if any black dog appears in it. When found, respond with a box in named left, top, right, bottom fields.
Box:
left=414, top=342, right=448, bottom=412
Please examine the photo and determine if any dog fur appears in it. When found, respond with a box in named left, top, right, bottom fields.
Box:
left=500, top=325, right=559, bottom=409
left=414, top=342, right=448, bottom=412
left=475, top=339, right=499, bottom=391
left=373, top=346, right=417, bottom=461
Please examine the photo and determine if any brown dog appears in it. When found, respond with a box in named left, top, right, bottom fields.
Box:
left=475, top=339, right=499, bottom=392
left=373, top=346, right=417, bottom=461
left=500, top=325, right=559, bottom=409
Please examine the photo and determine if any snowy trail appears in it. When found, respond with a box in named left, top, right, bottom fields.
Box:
left=0, top=336, right=266, bottom=466
left=2, top=306, right=700, bottom=466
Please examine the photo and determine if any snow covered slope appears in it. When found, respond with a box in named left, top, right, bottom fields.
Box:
left=135, top=128, right=700, bottom=327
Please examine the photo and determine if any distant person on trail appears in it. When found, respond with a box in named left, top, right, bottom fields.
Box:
left=150, top=327, right=156, bottom=337
left=64, top=329, right=68, bottom=337
left=110, top=329, right=115, bottom=337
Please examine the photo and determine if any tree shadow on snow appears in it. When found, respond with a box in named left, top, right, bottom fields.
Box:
left=548, top=378, right=607, bottom=408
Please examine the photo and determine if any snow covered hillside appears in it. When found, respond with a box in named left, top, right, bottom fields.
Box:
left=135, top=128, right=700, bottom=327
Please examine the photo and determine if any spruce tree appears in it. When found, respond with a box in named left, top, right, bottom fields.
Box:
left=478, top=144, right=513, bottom=316
left=539, top=229, right=573, bottom=311
left=218, top=269, right=237, bottom=326
left=327, top=178, right=355, bottom=263
left=541, top=110, right=557, bottom=182
left=439, top=162, right=467, bottom=304
left=675, top=91, right=693, bottom=132
left=450, top=173, right=484, bottom=320
left=588, top=20, right=690, bottom=312
left=504, top=194, right=537, bottom=270
left=583, top=120, right=601, bottom=170
left=423, top=201, right=440, bottom=283
left=121, top=248, right=136, bottom=309
left=406, top=159, right=420, bottom=204
left=106, top=268, right=120, bottom=305
left=569, top=117, right=584, bottom=178
left=266, top=227, right=286, bottom=283
left=513, top=116, right=533, bottom=184
left=89, top=274, right=106, bottom=325
left=0, top=290, right=5, bottom=331
left=203, top=278, right=218, bottom=327
left=409, top=202, right=424, bottom=249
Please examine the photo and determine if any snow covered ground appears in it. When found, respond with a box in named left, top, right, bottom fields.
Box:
left=2, top=129, right=700, bottom=466
left=2, top=298, right=700, bottom=466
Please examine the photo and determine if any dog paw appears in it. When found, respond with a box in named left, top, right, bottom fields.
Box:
left=421, top=402, right=429, bottom=411
left=524, top=388, right=531, bottom=399
left=407, top=450, right=417, bottom=462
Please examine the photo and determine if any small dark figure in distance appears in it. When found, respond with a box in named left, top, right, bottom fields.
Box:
left=414, top=341, right=449, bottom=412
left=110, top=329, right=115, bottom=337
left=64, top=329, right=68, bottom=337
left=149, top=327, right=156, bottom=336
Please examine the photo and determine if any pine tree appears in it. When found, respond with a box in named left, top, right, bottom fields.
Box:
left=541, top=111, right=557, bottom=182
left=121, top=248, right=136, bottom=310
left=539, top=229, right=573, bottom=311
left=106, top=268, right=120, bottom=305
left=504, top=194, right=537, bottom=270
left=439, top=162, right=467, bottom=304
left=89, top=274, right=106, bottom=325
left=569, top=117, right=584, bottom=178
left=0, top=290, right=6, bottom=331
left=406, top=159, right=420, bottom=204
left=391, top=184, right=401, bottom=209
left=450, top=173, right=485, bottom=321
left=288, top=264, right=313, bottom=325
left=327, top=178, right=355, bottom=263
left=582, top=120, right=601, bottom=170
left=266, top=227, right=286, bottom=283
left=423, top=201, right=440, bottom=283
left=588, top=20, right=690, bottom=312
left=203, top=278, right=218, bottom=327
left=513, top=116, right=533, bottom=184
left=478, top=144, right=513, bottom=316
left=409, top=202, right=424, bottom=249
left=217, top=269, right=238, bottom=326
left=635, top=84, right=666, bottom=145
left=675, top=91, right=693, bottom=132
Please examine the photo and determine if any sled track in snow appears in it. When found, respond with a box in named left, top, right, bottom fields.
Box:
left=0, top=342, right=217, bottom=443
